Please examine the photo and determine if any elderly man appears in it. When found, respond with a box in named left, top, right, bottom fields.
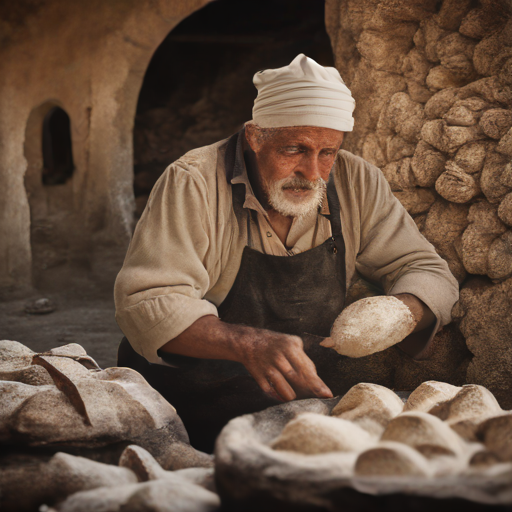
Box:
left=115, top=55, right=458, bottom=451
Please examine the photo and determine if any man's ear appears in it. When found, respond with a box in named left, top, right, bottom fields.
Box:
left=244, top=123, right=260, bottom=153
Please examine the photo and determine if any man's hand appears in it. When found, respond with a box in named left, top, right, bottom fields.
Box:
left=237, top=330, right=333, bottom=402
left=160, top=315, right=333, bottom=402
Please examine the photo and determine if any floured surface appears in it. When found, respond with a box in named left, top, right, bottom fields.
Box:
left=215, top=381, right=512, bottom=510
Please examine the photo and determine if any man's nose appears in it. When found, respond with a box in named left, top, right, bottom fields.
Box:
left=297, top=154, right=322, bottom=181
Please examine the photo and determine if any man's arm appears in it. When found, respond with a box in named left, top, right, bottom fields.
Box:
left=348, top=154, right=458, bottom=358
left=115, top=157, right=332, bottom=401
left=160, top=316, right=333, bottom=402
left=394, top=293, right=436, bottom=332
left=114, top=161, right=220, bottom=363
left=160, top=292, right=433, bottom=401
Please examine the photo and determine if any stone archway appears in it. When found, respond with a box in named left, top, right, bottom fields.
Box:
left=132, top=0, right=335, bottom=218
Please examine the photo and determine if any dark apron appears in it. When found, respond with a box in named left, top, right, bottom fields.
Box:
left=117, top=173, right=347, bottom=452
left=119, top=132, right=472, bottom=452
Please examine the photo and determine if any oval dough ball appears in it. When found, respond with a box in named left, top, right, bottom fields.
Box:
left=403, top=381, right=461, bottom=413
left=355, top=441, right=431, bottom=477
left=381, top=411, right=467, bottom=458
left=331, top=383, right=403, bottom=436
left=429, top=385, right=503, bottom=441
left=326, top=296, right=415, bottom=358
left=477, top=413, right=512, bottom=462
left=271, top=413, right=375, bottom=455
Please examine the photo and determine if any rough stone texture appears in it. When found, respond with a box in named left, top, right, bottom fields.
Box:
left=0, top=0, right=211, bottom=294
left=452, top=277, right=512, bottom=408
left=215, top=383, right=512, bottom=511
left=411, top=141, right=446, bottom=186
left=393, top=187, right=437, bottom=214
left=497, top=125, right=512, bottom=156
left=423, top=199, right=469, bottom=282
left=480, top=109, right=512, bottom=139
left=326, top=0, right=512, bottom=408
left=422, top=120, right=487, bottom=154
left=382, top=158, right=416, bottom=190
left=454, top=141, right=489, bottom=173
left=481, top=150, right=512, bottom=203
left=425, top=88, right=458, bottom=119
left=498, top=191, right=512, bottom=226
left=488, top=231, right=512, bottom=279
left=435, top=165, right=480, bottom=203
left=461, top=201, right=507, bottom=276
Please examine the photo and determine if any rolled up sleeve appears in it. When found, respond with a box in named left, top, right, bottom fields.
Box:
left=353, top=162, right=459, bottom=358
left=114, top=162, right=218, bottom=364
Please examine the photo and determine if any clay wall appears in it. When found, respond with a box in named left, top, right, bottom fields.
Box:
left=0, top=0, right=209, bottom=295
left=326, top=0, right=512, bottom=405
left=1, top=0, right=510, bottom=404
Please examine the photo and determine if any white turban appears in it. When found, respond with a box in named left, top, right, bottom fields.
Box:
left=252, top=54, right=355, bottom=132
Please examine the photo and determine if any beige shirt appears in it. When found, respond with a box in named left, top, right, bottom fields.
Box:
left=114, top=132, right=459, bottom=365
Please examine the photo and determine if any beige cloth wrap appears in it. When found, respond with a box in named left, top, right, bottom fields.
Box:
left=252, top=53, right=355, bottom=132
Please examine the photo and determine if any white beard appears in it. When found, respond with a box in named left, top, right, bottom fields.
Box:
left=265, top=176, right=326, bottom=218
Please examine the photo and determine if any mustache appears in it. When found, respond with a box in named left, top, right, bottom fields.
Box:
left=280, top=177, right=326, bottom=191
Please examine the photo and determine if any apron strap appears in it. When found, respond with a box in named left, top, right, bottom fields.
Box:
left=325, top=173, right=343, bottom=239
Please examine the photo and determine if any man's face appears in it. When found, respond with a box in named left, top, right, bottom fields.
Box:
left=246, top=125, right=345, bottom=218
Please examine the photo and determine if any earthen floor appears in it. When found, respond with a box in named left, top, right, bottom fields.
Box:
left=0, top=279, right=121, bottom=369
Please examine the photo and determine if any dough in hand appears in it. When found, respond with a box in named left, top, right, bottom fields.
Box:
left=320, top=296, right=415, bottom=358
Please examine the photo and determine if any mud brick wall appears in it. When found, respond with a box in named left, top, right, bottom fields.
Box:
left=326, top=0, right=512, bottom=406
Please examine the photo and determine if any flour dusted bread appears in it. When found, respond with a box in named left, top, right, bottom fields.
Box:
left=429, top=384, right=503, bottom=441
left=381, top=411, right=466, bottom=458
left=271, top=413, right=374, bottom=455
left=321, top=296, right=415, bottom=358
left=403, top=381, right=461, bottom=413
left=330, top=383, right=403, bottom=436
left=355, top=441, right=431, bottom=477
left=477, top=413, right=512, bottom=462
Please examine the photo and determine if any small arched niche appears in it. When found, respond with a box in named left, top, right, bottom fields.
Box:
left=24, top=101, right=77, bottom=288
left=42, top=106, right=75, bottom=185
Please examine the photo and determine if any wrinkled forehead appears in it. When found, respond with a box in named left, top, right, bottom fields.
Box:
left=257, top=125, right=345, bottom=147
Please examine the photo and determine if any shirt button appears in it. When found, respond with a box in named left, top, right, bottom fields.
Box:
left=266, top=232, right=272, bottom=237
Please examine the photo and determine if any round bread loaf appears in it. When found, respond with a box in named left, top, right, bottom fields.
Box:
left=321, top=296, right=415, bottom=358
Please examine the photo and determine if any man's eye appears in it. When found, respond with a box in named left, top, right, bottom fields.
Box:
left=284, top=146, right=300, bottom=153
